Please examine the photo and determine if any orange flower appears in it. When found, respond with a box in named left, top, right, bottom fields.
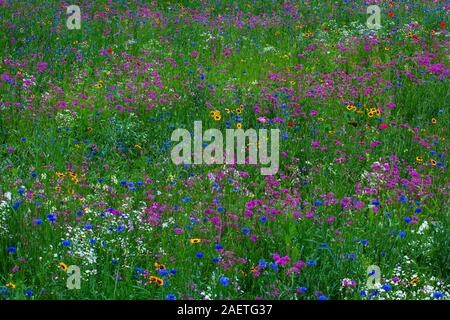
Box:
left=6, top=282, right=16, bottom=289
left=149, top=276, right=164, bottom=287
left=56, top=172, right=65, bottom=178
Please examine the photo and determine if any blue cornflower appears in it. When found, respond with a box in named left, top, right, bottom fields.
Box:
left=318, top=295, right=328, bottom=300
left=214, top=244, right=223, bottom=250
left=404, top=217, right=411, bottom=223
left=314, top=200, right=322, bottom=206
left=34, top=219, right=43, bottom=225
left=12, top=202, right=22, bottom=209
left=360, top=239, right=368, bottom=245
left=359, top=290, right=366, bottom=297
left=381, top=284, right=392, bottom=291
left=166, top=294, right=176, bottom=300
left=242, top=227, right=250, bottom=234
left=398, top=231, right=406, bottom=238
left=25, top=290, right=33, bottom=296
left=308, top=260, right=316, bottom=266
left=220, top=276, right=229, bottom=286
left=7, top=247, right=16, bottom=253
left=196, top=252, right=204, bottom=258
left=260, top=216, right=267, bottom=223
left=433, top=292, right=443, bottom=299
left=47, top=214, right=56, bottom=222
left=62, top=240, right=71, bottom=246
left=159, top=269, right=169, bottom=277
left=270, top=263, right=278, bottom=271
left=258, top=259, right=268, bottom=268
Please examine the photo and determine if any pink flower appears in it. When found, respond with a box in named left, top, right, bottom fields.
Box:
left=385, top=102, right=396, bottom=108
left=311, top=141, right=320, bottom=147
left=244, top=210, right=254, bottom=217
left=341, top=278, right=356, bottom=287
left=379, top=123, right=389, bottom=130
left=257, top=117, right=267, bottom=123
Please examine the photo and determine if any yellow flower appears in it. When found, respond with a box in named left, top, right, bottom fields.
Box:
left=213, top=114, right=222, bottom=121
left=59, top=262, right=68, bottom=272
left=431, top=159, right=437, bottom=166
left=134, top=144, right=142, bottom=149
left=431, top=118, right=437, bottom=124
left=149, top=276, right=164, bottom=287
left=153, top=262, right=166, bottom=270
left=56, top=172, right=65, bottom=178
left=416, top=156, right=423, bottom=163
left=155, top=277, right=164, bottom=286
left=190, top=238, right=201, bottom=244
left=410, top=277, right=420, bottom=285
left=236, top=123, right=243, bottom=129
left=6, top=282, right=16, bottom=289
left=367, top=111, right=374, bottom=118
left=55, top=186, right=61, bottom=191
left=69, top=172, right=77, bottom=178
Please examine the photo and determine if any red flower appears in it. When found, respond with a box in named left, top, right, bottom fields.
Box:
left=388, top=11, right=394, bottom=18
left=287, top=121, right=295, bottom=127
left=106, top=49, right=113, bottom=54
left=440, top=21, right=447, bottom=28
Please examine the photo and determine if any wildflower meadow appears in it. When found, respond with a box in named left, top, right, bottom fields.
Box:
left=0, top=0, right=449, bottom=301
